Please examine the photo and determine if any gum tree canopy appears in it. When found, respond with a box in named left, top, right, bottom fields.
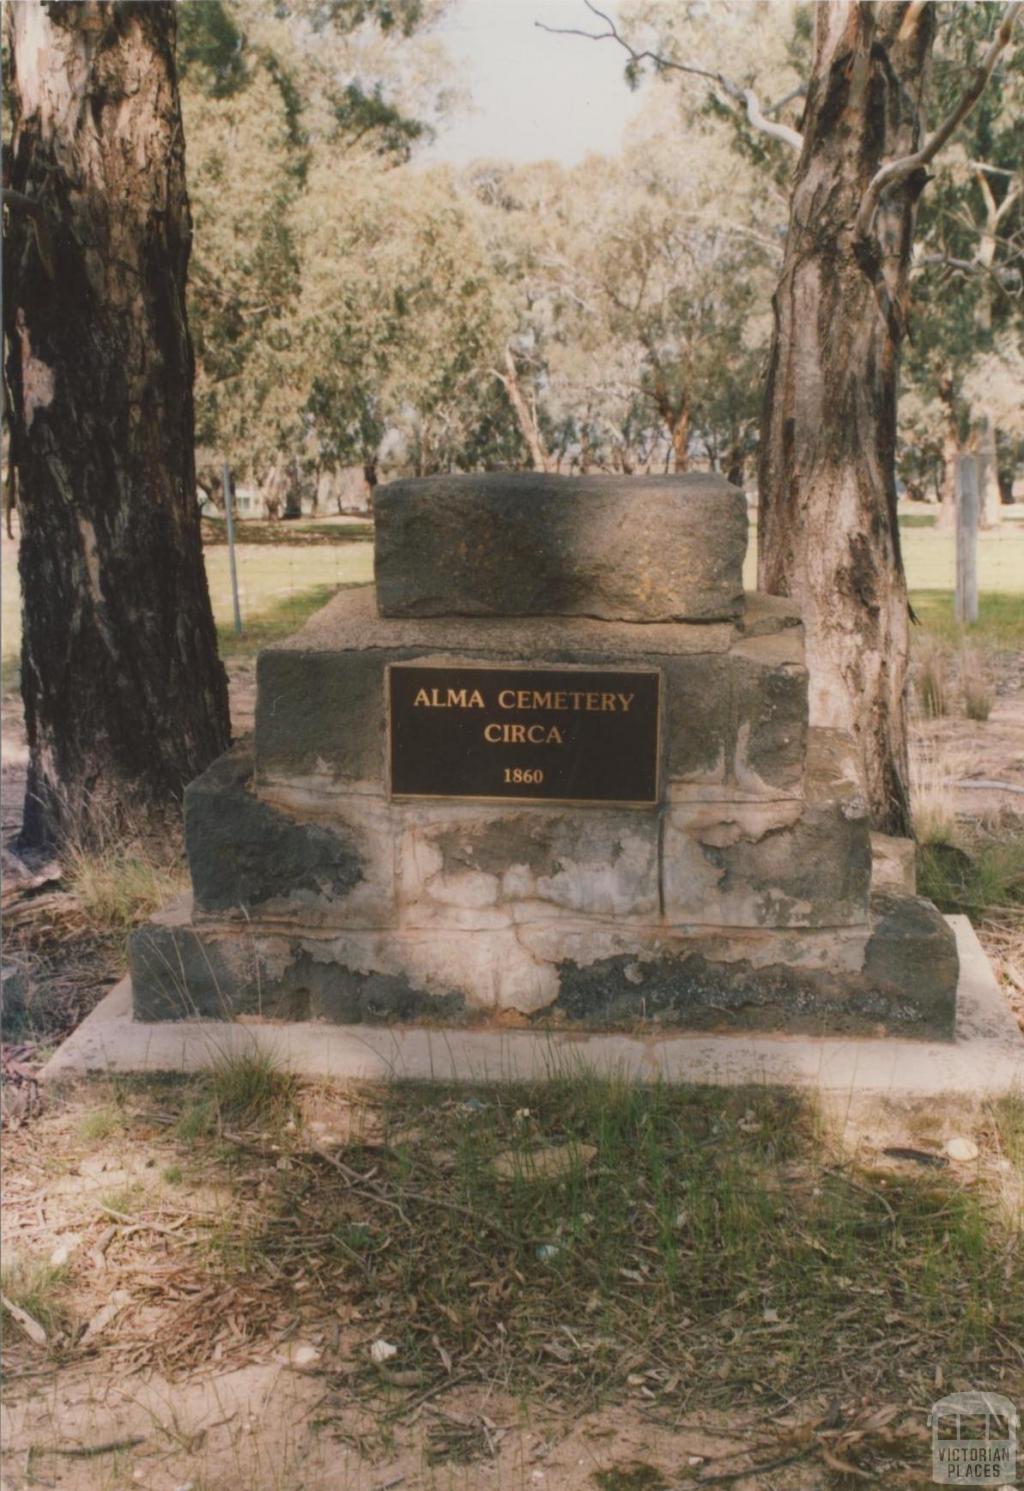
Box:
left=550, top=0, right=1020, bottom=837
left=3, top=1, right=230, bottom=847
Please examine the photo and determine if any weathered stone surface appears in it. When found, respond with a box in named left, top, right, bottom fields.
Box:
left=734, top=591, right=803, bottom=637
left=662, top=791, right=870, bottom=928
left=548, top=929, right=951, bottom=1037
left=130, top=923, right=467, bottom=1024
left=662, top=727, right=868, bottom=930
left=374, top=472, right=747, bottom=622
left=863, top=894, right=958, bottom=1034
left=186, top=743, right=396, bottom=927
left=255, top=588, right=805, bottom=799
left=871, top=833, right=917, bottom=896
left=398, top=803, right=660, bottom=928
left=663, top=631, right=807, bottom=796
left=130, top=896, right=954, bottom=1037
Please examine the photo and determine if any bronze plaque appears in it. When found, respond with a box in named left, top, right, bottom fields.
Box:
left=388, top=664, right=660, bottom=804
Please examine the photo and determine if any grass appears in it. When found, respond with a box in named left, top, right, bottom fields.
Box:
left=2, top=527, right=374, bottom=673
left=5, top=523, right=1020, bottom=677
left=215, top=582, right=339, bottom=658
left=176, top=1048, right=299, bottom=1139
left=108, top=1073, right=1019, bottom=1431
left=5, top=1071, right=1021, bottom=1484
left=961, top=647, right=995, bottom=721
left=909, top=746, right=960, bottom=847
left=918, top=831, right=1024, bottom=918
left=910, top=589, right=1024, bottom=647
left=62, top=834, right=187, bottom=934
left=0, top=1257, right=73, bottom=1345
left=157, top=1071, right=1020, bottom=1420
left=78, top=1106, right=122, bottom=1142
left=994, top=1094, right=1024, bottom=1170
left=915, top=641, right=949, bottom=717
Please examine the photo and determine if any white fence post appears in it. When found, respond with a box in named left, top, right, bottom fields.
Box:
left=954, top=454, right=979, bottom=626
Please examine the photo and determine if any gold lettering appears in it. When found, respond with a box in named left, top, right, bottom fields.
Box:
left=601, top=692, right=615, bottom=712
left=498, top=689, right=516, bottom=708
left=554, top=692, right=567, bottom=710
left=482, top=722, right=565, bottom=745
left=570, top=691, right=585, bottom=709
left=413, top=688, right=431, bottom=707
left=617, top=693, right=634, bottom=712
left=585, top=692, right=600, bottom=710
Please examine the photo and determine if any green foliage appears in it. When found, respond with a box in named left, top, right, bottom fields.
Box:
left=331, top=81, right=427, bottom=159
left=177, top=0, right=248, bottom=97
left=901, top=3, right=1023, bottom=499
left=181, top=0, right=448, bottom=483
left=302, top=0, right=425, bottom=37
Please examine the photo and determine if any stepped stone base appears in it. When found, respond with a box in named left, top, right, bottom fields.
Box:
left=130, top=892, right=956, bottom=1038
left=131, top=735, right=957, bottom=1039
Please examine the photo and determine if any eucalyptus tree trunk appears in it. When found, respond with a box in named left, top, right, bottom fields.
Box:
left=3, top=1, right=230, bottom=849
left=498, top=346, right=552, bottom=472
left=758, top=1, right=936, bottom=838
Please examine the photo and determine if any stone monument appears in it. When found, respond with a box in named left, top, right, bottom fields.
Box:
left=131, top=473, right=958, bottom=1037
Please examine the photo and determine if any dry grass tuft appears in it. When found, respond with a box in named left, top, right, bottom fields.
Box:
left=909, top=744, right=960, bottom=847
left=960, top=647, right=995, bottom=722
left=0, top=1256, right=73, bottom=1348
left=915, top=641, right=950, bottom=719
left=62, top=833, right=186, bottom=935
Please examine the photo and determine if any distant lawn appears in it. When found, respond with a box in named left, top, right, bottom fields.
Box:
left=202, top=516, right=374, bottom=545
left=910, top=589, right=1024, bottom=647
left=216, top=583, right=344, bottom=658
left=2, top=523, right=1019, bottom=677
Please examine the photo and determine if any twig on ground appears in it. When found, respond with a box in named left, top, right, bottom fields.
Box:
left=693, top=1447, right=813, bottom=1484
left=41, top=1436, right=146, bottom=1458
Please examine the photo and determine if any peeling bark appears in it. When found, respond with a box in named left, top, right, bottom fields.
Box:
left=758, top=1, right=936, bottom=837
left=3, top=1, right=230, bottom=847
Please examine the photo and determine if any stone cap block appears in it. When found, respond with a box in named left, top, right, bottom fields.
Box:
left=374, top=472, right=747, bottom=622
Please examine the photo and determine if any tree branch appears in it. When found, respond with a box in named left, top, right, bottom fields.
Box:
left=535, top=0, right=803, bottom=152
left=855, top=1, right=1022, bottom=243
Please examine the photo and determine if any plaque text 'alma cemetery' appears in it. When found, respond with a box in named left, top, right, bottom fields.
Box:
left=388, top=664, right=660, bottom=803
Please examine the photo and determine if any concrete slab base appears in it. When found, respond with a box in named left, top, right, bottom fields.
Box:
left=41, top=917, right=1023, bottom=1097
